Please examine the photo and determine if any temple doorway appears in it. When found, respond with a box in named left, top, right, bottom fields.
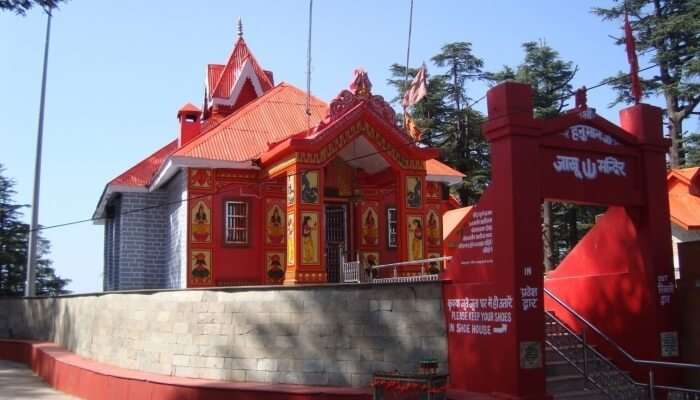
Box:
left=325, top=204, right=348, bottom=283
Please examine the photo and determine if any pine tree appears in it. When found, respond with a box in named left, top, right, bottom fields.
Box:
left=593, top=0, right=700, bottom=167
left=387, top=42, right=490, bottom=204
left=685, top=132, right=700, bottom=166
left=0, top=164, right=69, bottom=296
left=0, top=0, right=65, bottom=15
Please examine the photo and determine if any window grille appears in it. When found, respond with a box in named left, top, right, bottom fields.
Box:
left=387, top=207, right=398, bottom=248
left=225, top=201, right=248, bottom=244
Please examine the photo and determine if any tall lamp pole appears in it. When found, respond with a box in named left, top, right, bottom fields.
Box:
left=25, top=8, right=53, bottom=297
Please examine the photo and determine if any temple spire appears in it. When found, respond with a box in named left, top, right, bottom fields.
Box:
left=237, top=17, right=243, bottom=38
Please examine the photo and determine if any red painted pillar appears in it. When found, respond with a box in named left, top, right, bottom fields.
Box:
left=444, top=82, right=549, bottom=399
left=483, top=82, right=549, bottom=399
left=620, top=104, right=680, bottom=362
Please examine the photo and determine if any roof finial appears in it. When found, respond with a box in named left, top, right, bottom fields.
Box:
left=237, top=17, right=243, bottom=38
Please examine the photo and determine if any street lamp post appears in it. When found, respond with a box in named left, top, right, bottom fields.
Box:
left=25, top=8, right=52, bottom=297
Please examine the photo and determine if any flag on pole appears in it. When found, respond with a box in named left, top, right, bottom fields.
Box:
left=624, top=11, right=642, bottom=104
left=404, top=112, right=423, bottom=141
left=402, top=63, right=428, bottom=108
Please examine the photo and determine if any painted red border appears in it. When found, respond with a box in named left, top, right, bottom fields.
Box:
left=0, top=340, right=370, bottom=400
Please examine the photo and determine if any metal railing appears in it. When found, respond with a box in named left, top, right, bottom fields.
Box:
left=340, top=253, right=451, bottom=284
left=544, top=288, right=700, bottom=399
left=546, top=311, right=644, bottom=399
left=340, top=252, right=362, bottom=283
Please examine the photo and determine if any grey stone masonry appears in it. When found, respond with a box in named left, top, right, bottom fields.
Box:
left=164, top=171, right=187, bottom=289
left=102, top=171, right=186, bottom=290
left=0, top=282, right=448, bottom=387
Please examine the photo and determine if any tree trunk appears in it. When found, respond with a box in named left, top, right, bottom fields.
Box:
left=566, top=206, right=577, bottom=251
left=543, top=201, right=555, bottom=272
left=668, top=115, right=684, bottom=167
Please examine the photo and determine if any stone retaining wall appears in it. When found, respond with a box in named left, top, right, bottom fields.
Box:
left=0, top=283, right=447, bottom=387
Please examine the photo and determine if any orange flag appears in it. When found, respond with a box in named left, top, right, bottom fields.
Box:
left=404, top=112, right=423, bottom=142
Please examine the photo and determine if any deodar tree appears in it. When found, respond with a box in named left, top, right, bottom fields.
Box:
left=594, top=0, right=700, bottom=167
left=0, top=164, right=70, bottom=296
left=387, top=42, right=490, bottom=204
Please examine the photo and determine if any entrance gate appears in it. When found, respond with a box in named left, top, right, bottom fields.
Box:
left=443, top=82, right=678, bottom=399
left=325, top=204, right=347, bottom=283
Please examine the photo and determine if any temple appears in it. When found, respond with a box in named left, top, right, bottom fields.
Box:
left=94, top=28, right=463, bottom=290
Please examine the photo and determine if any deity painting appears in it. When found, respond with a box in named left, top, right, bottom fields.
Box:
left=427, top=252, right=442, bottom=275
left=266, top=252, right=285, bottom=283
left=362, top=252, right=379, bottom=279
left=426, top=209, right=441, bottom=247
left=301, top=171, right=320, bottom=204
left=266, top=204, right=285, bottom=245
left=190, top=169, right=212, bottom=189
left=427, top=182, right=441, bottom=200
left=287, top=174, right=296, bottom=205
left=190, top=249, right=212, bottom=284
left=361, top=207, right=379, bottom=246
left=407, top=215, right=424, bottom=261
left=190, top=200, right=211, bottom=243
left=301, top=212, right=320, bottom=265
left=287, top=213, right=295, bottom=265
left=406, top=176, right=422, bottom=208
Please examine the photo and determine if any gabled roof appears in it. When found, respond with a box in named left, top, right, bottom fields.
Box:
left=109, top=140, right=178, bottom=188
left=207, top=64, right=225, bottom=92
left=209, top=38, right=273, bottom=99
left=93, top=140, right=178, bottom=221
left=668, top=167, right=700, bottom=230
left=175, top=83, right=328, bottom=162
left=426, top=159, right=464, bottom=185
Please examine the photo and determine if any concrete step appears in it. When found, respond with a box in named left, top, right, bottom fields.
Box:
left=546, top=360, right=581, bottom=377
left=546, top=374, right=586, bottom=393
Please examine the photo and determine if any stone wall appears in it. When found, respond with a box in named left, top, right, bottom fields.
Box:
left=164, top=171, right=187, bottom=289
left=0, top=283, right=447, bottom=387
left=102, top=171, right=187, bottom=291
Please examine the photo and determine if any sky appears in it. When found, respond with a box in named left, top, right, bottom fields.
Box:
left=0, top=0, right=666, bottom=293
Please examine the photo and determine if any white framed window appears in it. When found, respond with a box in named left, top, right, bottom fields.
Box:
left=225, top=201, right=248, bottom=245
left=387, top=207, right=398, bottom=248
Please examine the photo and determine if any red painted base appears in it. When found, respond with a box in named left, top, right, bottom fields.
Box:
left=0, top=339, right=369, bottom=400
left=0, top=339, right=494, bottom=400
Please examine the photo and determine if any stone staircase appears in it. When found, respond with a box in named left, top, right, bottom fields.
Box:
left=545, top=311, right=646, bottom=399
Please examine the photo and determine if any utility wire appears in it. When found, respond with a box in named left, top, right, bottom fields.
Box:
left=27, top=63, right=659, bottom=234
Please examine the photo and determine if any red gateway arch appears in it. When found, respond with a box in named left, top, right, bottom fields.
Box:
left=443, top=82, right=678, bottom=399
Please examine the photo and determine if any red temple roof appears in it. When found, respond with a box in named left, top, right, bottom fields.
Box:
left=175, top=83, right=327, bottom=162
left=207, top=64, right=225, bottom=92
left=668, top=167, right=700, bottom=230
left=209, top=38, right=273, bottom=99
left=109, top=140, right=178, bottom=188
left=426, top=159, right=465, bottom=180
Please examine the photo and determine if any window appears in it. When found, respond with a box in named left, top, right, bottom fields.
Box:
left=387, top=207, right=398, bottom=248
left=225, top=201, right=248, bottom=245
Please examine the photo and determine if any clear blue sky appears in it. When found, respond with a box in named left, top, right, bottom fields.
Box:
left=0, top=1, right=662, bottom=293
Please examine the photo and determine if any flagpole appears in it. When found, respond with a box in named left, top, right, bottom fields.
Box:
left=305, top=0, right=313, bottom=131
left=403, top=0, right=414, bottom=117
left=25, top=7, right=52, bottom=297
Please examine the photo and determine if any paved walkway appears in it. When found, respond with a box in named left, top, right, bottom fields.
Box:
left=0, top=360, right=75, bottom=399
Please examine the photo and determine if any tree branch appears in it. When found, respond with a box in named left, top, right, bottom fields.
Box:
left=679, top=95, right=700, bottom=120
